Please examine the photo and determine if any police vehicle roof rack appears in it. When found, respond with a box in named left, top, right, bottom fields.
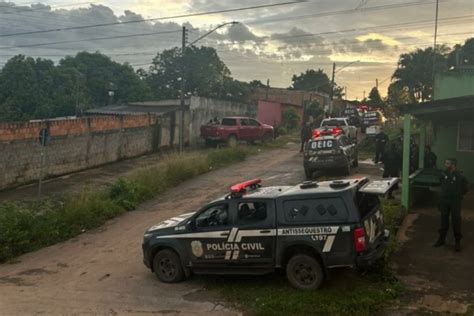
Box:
left=300, top=181, right=318, bottom=189
left=329, top=180, right=350, bottom=189
left=228, top=178, right=262, bottom=198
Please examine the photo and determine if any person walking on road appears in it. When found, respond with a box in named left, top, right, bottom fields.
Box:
left=300, top=121, right=313, bottom=153
left=434, top=158, right=469, bottom=252
left=374, top=128, right=389, bottom=163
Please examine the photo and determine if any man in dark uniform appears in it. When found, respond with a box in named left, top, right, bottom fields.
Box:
left=434, top=158, right=469, bottom=251
left=374, top=127, right=389, bottom=163
left=424, top=145, right=437, bottom=169
left=382, top=141, right=402, bottom=199
left=300, top=121, right=312, bottom=153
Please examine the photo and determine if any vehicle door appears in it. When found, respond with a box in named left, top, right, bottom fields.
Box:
left=248, top=119, right=263, bottom=141
left=188, top=202, right=234, bottom=267
left=238, top=118, right=252, bottom=141
left=232, top=199, right=276, bottom=265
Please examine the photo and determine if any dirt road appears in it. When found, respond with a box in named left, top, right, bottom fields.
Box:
left=0, top=143, right=381, bottom=315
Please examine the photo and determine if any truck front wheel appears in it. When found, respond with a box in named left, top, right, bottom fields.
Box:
left=286, top=254, right=324, bottom=290
left=153, top=249, right=185, bottom=283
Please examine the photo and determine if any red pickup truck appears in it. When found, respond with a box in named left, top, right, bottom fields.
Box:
left=200, top=117, right=274, bottom=147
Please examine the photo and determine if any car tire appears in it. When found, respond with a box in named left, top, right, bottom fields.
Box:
left=227, top=135, right=238, bottom=148
left=153, top=249, right=185, bottom=283
left=286, top=254, right=324, bottom=290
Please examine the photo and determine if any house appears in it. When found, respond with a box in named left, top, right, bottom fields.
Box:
left=400, top=68, right=474, bottom=210
left=257, top=100, right=303, bottom=127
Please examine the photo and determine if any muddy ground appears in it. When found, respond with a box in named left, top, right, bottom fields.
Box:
left=0, top=143, right=472, bottom=315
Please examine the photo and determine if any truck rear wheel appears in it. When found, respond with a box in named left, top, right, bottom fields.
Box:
left=153, top=249, right=185, bottom=283
left=227, top=135, right=238, bottom=148
left=286, top=254, right=324, bottom=290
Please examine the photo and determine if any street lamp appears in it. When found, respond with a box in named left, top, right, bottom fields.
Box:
left=179, top=21, right=240, bottom=154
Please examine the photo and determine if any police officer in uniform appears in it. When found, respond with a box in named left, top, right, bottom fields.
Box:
left=300, top=121, right=312, bottom=153
left=374, top=128, right=389, bottom=164
left=434, top=158, right=469, bottom=251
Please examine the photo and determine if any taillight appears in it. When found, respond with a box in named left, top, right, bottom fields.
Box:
left=354, top=227, right=366, bottom=253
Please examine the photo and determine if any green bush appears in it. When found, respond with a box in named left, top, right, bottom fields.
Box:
left=207, top=147, right=248, bottom=169
left=109, top=177, right=142, bottom=211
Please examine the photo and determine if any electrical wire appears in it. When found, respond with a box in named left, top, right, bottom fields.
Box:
left=0, top=1, right=302, bottom=38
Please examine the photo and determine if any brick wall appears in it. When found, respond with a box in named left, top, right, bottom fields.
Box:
left=0, top=115, right=168, bottom=190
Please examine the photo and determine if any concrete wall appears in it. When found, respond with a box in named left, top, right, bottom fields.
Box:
left=431, top=119, right=474, bottom=182
left=188, top=96, right=256, bottom=145
left=0, top=115, right=171, bottom=190
left=434, top=70, right=474, bottom=100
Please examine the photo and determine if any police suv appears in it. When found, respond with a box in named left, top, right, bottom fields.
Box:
left=304, top=127, right=358, bottom=179
left=142, top=178, right=396, bottom=289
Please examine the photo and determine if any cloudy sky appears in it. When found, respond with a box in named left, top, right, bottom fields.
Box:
left=0, top=0, right=473, bottom=99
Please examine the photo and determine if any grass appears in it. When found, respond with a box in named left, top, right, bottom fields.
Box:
left=206, top=200, right=405, bottom=316
left=0, top=144, right=271, bottom=263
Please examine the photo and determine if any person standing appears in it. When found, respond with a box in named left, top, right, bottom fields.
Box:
left=300, top=121, right=312, bottom=153
left=374, top=128, right=389, bottom=163
left=434, top=158, right=469, bottom=251
left=424, top=145, right=438, bottom=169
left=381, top=141, right=402, bottom=199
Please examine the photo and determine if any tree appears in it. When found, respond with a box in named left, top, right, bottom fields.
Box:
left=147, top=46, right=232, bottom=100
left=289, top=69, right=343, bottom=97
left=391, top=46, right=449, bottom=102
left=304, top=100, right=324, bottom=124
left=448, top=37, right=474, bottom=67
left=367, top=87, right=384, bottom=110
left=282, top=107, right=300, bottom=130
left=59, top=52, right=150, bottom=106
left=0, top=55, right=80, bottom=121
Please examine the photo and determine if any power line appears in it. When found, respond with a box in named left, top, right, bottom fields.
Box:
left=0, top=1, right=302, bottom=38
left=244, top=0, right=447, bottom=26
left=2, top=30, right=181, bottom=49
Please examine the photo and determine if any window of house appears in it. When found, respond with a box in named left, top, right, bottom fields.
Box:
left=457, top=122, right=474, bottom=152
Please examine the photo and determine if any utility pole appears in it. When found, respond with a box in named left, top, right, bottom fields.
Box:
left=344, top=86, right=347, bottom=99
left=265, top=78, right=270, bottom=100
left=179, top=26, right=187, bottom=154
left=329, top=62, right=336, bottom=114
left=432, top=0, right=439, bottom=99
left=376, top=78, right=379, bottom=90
left=363, top=90, right=366, bottom=100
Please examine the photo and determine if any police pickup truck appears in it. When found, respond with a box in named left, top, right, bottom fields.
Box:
left=143, top=178, right=397, bottom=289
left=304, top=127, right=358, bottom=178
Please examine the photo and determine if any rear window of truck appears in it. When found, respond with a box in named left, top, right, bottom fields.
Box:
left=222, top=118, right=237, bottom=126
left=322, top=119, right=345, bottom=127
left=283, top=197, right=349, bottom=223
left=354, top=192, right=380, bottom=218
